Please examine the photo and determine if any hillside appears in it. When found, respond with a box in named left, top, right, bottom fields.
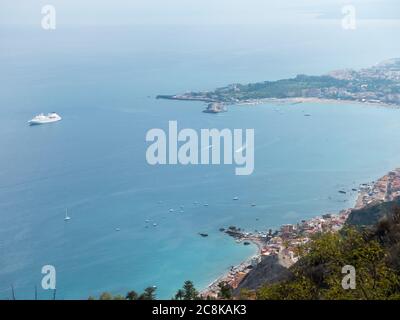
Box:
left=347, top=197, right=400, bottom=226
left=237, top=203, right=400, bottom=300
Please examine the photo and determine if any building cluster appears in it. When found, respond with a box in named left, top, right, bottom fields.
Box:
left=259, top=210, right=350, bottom=266
left=355, top=168, right=400, bottom=209
left=326, top=59, right=400, bottom=105
left=203, top=167, right=400, bottom=298
left=299, top=83, right=400, bottom=105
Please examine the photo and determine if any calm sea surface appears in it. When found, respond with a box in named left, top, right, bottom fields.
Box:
left=1, top=24, right=400, bottom=299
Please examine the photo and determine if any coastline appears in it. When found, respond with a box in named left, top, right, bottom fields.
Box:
left=233, top=97, right=400, bottom=109
left=157, top=88, right=400, bottom=297
left=200, top=167, right=400, bottom=298
left=156, top=91, right=400, bottom=297
left=157, top=58, right=400, bottom=112
left=156, top=94, right=400, bottom=113
left=200, top=238, right=263, bottom=297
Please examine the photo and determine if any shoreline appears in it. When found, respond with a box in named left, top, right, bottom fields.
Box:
left=200, top=238, right=263, bottom=297
left=200, top=167, right=400, bottom=298
left=157, top=58, right=400, bottom=113
left=158, top=92, right=400, bottom=297
left=157, top=95, right=400, bottom=113
left=157, top=94, right=400, bottom=110
left=233, top=97, right=400, bottom=109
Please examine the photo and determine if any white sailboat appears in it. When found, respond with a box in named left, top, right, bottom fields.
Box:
left=64, top=208, right=71, bottom=221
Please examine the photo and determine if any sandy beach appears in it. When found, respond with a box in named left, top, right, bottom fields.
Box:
left=234, top=97, right=400, bottom=109
left=200, top=238, right=263, bottom=298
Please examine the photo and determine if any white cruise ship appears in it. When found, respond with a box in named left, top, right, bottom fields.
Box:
left=28, top=113, right=62, bottom=125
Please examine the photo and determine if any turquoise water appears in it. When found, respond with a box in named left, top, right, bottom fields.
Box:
left=2, top=25, right=400, bottom=299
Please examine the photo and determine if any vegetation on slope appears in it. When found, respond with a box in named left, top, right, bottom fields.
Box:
left=247, top=207, right=400, bottom=300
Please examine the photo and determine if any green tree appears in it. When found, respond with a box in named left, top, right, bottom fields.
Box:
left=174, top=281, right=199, bottom=300
left=174, top=289, right=185, bottom=300
left=138, top=287, right=157, bottom=300
left=126, top=290, right=138, bottom=300
left=218, top=282, right=233, bottom=299
left=183, top=281, right=199, bottom=300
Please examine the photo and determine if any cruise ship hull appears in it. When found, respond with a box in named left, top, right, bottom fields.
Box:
left=28, top=113, right=62, bottom=125
left=28, top=118, right=61, bottom=125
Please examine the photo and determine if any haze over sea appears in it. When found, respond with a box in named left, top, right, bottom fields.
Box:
left=1, top=6, right=400, bottom=298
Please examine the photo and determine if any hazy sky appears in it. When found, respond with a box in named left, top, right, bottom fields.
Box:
left=0, top=0, right=399, bottom=26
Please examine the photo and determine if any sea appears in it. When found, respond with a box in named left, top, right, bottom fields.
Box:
left=1, top=22, right=400, bottom=299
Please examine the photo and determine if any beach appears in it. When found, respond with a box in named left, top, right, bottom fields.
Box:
left=201, top=168, right=400, bottom=298
left=235, top=97, right=400, bottom=109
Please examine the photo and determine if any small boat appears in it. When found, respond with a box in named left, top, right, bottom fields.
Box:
left=169, top=209, right=174, bottom=213
left=153, top=223, right=158, bottom=227
left=115, top=228, right=121, bottom=232
left=28, top=113, right=62, bottom=125
left=64, top=209, right=71, bottom=221
left=203, top=204, right=209, bottom=207
left=233, top=196, right=239, bottom=201
left=199, top=233, right=209, bottom=237
left=338, top=190, right=347, bottom=194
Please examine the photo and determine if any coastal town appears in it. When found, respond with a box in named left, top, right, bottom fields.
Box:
left=355, top=168, right=400, bottom=209
left=157, top=58, right=400, bottom=113
left=201, top=168, right=400, bottom=298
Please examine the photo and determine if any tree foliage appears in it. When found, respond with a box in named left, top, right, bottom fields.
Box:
left=257, top=208, right=400, bottom=300
left=174, top=281, right=199, bottom=300
left=91, top=287, right=157, bottom=300
left=218, top=282, right=233, bottom=300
